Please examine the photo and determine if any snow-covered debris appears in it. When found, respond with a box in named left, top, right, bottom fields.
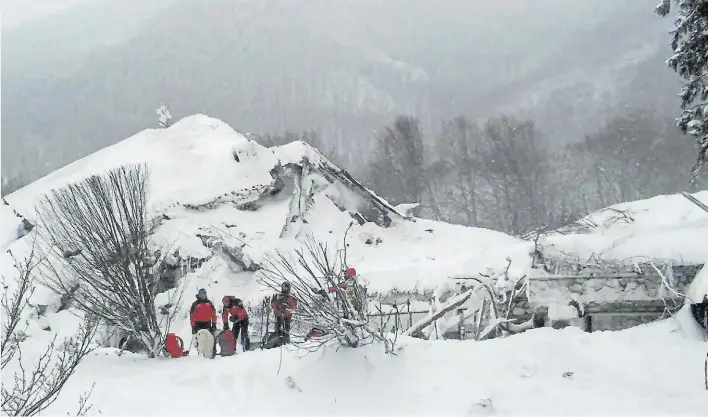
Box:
left=155, top=104, right=172, bottom=128
left=2, top=115, right=532, bottom=342
left=538, top=191, right=708, bottom=266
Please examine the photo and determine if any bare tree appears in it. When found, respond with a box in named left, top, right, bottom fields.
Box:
left=257, top=229, right=396, bottom=353
left=424, top=116, right=484, bottom=226
left=36, top=164, right=170, bottom=357
left=369, top=116, right=427, bottom=211
left=2, top=235, right=99, bottom=416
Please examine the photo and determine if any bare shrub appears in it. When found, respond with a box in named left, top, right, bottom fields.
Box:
left=257, top=230, right=396, bottom=353
left=1, top=235, right=99, bottom=416
left=36, top=164, right=175, bottom=357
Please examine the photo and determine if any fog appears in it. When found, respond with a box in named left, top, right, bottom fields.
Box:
left=1, top=0, right=696, bottom=234
left=1, top=0, right=87, bottom=28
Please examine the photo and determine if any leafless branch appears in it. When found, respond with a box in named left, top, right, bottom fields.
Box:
left=70, top=383, right=95, bottom=417
left=35, top=164, right=168, bottom=357
left=258, top=233, right=395, bottom=352
left=2, top=235, right=99, bottom=416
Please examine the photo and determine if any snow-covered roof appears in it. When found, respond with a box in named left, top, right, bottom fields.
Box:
left=541, top=191, right=708, bottom=266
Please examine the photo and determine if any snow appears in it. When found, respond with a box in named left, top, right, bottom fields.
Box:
left=0, top=203, right=22, bottom=250
left=2, top=114, right=708, bottom=416
left=4, top=114, right=532, bottom=299
left=544, top=191, right=708, bottom=265
left=5, top=115, right=708, bottom=302
left=45, top=324, right=708, bottom=416
left=5, top=115, right=278, bottom=219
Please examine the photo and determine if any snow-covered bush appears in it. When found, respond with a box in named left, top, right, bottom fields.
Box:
left=35, top=164, right=180, bottom=358
left=257, top=229, right=396, bottom=353
left=1, top=236, right=98, bottom=416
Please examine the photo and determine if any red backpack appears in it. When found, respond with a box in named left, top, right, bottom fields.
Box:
left=164, top=333, right=185, bottom=358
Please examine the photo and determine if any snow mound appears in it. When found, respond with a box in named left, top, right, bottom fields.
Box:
left=7, top=114, right=276, bottom=218
left=543, top=191, right=708, bottom=265
left=45, top=326, right=708, bottom=416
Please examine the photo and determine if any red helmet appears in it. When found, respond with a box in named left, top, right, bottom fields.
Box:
left=222, top=295, right=231, bottom=305
left=345, top=267, right=357, bottom=278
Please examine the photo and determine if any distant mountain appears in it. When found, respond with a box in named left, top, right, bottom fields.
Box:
left=1, top=0, right=679, bottom=191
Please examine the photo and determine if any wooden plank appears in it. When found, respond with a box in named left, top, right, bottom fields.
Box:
left=530, top=273, right=640, bottom=281
left=681, top=191, right=708, bottom=214
left=584, top=299, right=684, bottom=314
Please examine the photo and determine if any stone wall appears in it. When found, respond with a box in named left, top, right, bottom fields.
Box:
left=527, top=263, right=702, bottom=331
left=528, top=264, right=701, bottom=305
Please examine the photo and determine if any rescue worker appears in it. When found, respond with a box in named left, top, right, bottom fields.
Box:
left=222, top=295, right=250, bottom=351
left=271, top=281, right=297, bottom=343
left=327, top=267, right=358, bottom=293
left=190, top=288, right=217, bottom=334
left=329, top=267, right=365, bottom=315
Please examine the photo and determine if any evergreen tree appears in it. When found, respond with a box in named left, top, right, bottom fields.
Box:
left=656, top=0, right=708, bottom=180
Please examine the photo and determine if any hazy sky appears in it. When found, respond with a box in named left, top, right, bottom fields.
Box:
left=1, top=0, right=87, bottom=29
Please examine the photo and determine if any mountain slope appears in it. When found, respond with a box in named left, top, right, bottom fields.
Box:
left=2, top=0, right=676, bottom=189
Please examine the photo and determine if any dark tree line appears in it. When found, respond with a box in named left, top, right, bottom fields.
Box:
left=363, top=109, right=708, bottom=236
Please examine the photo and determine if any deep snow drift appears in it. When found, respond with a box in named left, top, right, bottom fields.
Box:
left=2, top=114, right=708, bottom=415
left=541, top=190, right=708, bottom=266
left=42, top=320, right=708, bottom=415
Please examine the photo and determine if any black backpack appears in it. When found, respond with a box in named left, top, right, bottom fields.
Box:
left=260, top=332, right=284, bottom=350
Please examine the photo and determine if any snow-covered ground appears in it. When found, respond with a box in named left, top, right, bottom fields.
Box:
left=2, top=114, right=708, bottom=415
left=46, top=316, right=708, bottom=415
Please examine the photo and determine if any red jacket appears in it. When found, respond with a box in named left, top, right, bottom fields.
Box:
left=190, top=299, right=217, bottom=327
left=328, top=281, right=347, bottom=293
left=222, top=296, right=248, bottom=325
left=271, top=293, right=297, bottom=318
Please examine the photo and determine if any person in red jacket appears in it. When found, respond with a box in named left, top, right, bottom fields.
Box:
left=190, top=288, right=217, bottom=335
left=222, top=296, right=250, bottom=351
left=271, top=281, right=297, bottom=343
left=328, top=267, right=357, bottom=293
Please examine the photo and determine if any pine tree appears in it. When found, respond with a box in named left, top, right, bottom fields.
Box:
left=656, top=0, right=708, bottom=180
